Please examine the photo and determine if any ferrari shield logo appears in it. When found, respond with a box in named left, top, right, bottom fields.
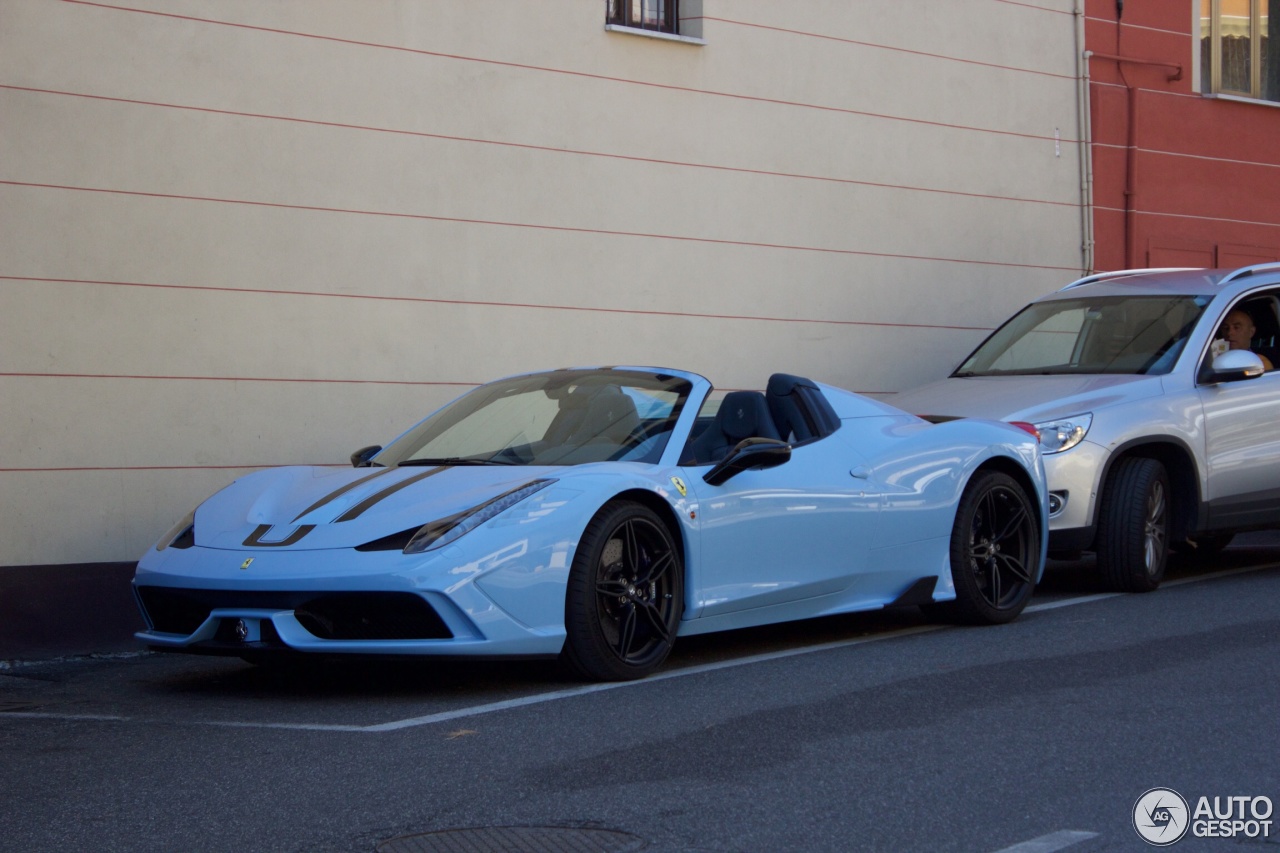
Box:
left=669, top=476, right=687, bottom=497
left=239, top=558, right=254, bottom=571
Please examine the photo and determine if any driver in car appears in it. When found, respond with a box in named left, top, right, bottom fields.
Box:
left=1221, top=308, right=1274, bottom=370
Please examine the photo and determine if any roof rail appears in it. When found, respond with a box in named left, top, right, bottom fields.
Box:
left=1058, top=268, right=1197, bottom=291
left=1219, top=261, right=1280, bottom=284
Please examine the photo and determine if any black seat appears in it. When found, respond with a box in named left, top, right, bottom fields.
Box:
left=686, top=391, right=780, bottom=464
left=766, top=374, right=818, bottom=443
left=543, top=385, right=639, bottom=447
left=765, top=373, right=840, bottom=444
left=570, top=385, right=640, bottom=445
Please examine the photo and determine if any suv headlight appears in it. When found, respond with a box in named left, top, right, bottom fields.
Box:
left=1033, top=414, right=1092, bottom=454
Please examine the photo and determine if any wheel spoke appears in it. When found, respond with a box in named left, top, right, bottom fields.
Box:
left=637, top=601, right=672, bottom=644
left=1148, top=481, right=1166, bottom=523
left=614, top=604, right=637, bottom=659
left=985, top=557, right=1002, bottom=604
left=595, top=577, right=628, bottom=598
left=622, top=519, right=639, bottom=573
left=635, top=549, right=674, bottom=586
left=979, top=490, right=997, bottom=539
left=996, top=551, right=1032, bottom=584
left=992, top=501, right=1028, bottom=544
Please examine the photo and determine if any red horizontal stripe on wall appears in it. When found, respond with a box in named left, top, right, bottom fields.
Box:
left=59, top=0, right=1075, bottom=144
left=0, top=371, right=478, bottom=387
left=0, top=465, right=342, bottom=473
left=0, top=276, right=999, bottom=333
left=701, top=17, right=1074, bottom=80
left=0, top=181, right=1081, bottom=273
left=0, top=85, right=1077, bottom=210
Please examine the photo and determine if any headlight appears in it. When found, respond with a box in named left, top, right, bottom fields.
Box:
left=1033, top=414, right=1092, bottom=454
left=155, top=509, right=196, bottom=551
left=403, top=479, right=556, bottom=555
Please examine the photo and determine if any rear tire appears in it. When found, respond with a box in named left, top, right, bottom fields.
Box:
left=561, top=501, right=683, bottom=681
left=1096, top=457, right=1169, bottom=592
left=941, top=470, right=1039, bottom=624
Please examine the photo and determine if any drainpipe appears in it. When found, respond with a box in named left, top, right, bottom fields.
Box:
left=1074, top=0, right=1094, bottom=275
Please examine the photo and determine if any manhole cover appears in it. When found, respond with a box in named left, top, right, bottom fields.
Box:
left=376, top=826, right=647, bottom=853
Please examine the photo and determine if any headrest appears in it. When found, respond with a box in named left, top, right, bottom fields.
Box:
left=718, top=391, right=776, bottom=441
left=766, top=373, right=815, bottom=398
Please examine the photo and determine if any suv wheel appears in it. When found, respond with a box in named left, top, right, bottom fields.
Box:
left=1096, top=457, right=1169, bottom=592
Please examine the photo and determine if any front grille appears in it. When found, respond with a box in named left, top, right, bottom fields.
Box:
left=135, top=586, right=453, bottom=640
left=295, top=593, right=451, bottom=640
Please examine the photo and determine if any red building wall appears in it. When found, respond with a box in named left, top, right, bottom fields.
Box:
left=1086, top=0, right=1280, bottom=271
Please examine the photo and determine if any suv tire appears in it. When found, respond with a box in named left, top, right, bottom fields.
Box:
left=1096, top=456, right=1169, bottom=592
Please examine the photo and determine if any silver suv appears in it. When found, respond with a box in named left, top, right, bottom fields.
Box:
left=892, top=263, right=1280, bottom=591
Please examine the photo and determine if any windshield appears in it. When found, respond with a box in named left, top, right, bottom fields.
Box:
left=373, top=370, right=693, bottom=467
left=954, top=295, right=1211, bottom=377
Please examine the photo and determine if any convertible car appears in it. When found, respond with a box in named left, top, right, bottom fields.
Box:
left=133, top=367, right=1048, bottom=680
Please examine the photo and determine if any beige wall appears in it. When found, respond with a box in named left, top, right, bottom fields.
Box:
left=0, top=0, right=1085, bottom=565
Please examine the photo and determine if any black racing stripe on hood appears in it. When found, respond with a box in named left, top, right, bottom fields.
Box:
left=335, top=467, right=445, bottom=522
left=243, top=524, right=316, bottom=548
left=291, top=467, right=398, bottom=523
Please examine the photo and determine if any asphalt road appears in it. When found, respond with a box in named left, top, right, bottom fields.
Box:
left=2, top=545, right=1279, bottom=853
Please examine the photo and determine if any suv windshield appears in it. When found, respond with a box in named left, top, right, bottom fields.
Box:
left=373, top=370, right=693, bottom=467
left=954, top=295, right=1211, bottom=377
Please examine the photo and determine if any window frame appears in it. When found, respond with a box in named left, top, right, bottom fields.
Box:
left=604, top=0, right=705, bottom=45
left=607, top=0, right=678, bottom=35
left=1201, top=0, right=1279, bottom=103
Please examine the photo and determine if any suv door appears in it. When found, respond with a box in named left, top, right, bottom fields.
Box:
left=1196, top=289, right=1280, bottom=528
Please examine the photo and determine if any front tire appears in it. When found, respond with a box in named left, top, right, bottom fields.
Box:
left=1096, top=457, right=1169, bottom=592
left=943, top=470, right=1039, bottom=624
left=561, top=501, right=684, bottom=681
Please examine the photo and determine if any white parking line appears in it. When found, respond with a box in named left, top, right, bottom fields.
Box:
left=3, top=561, right=1276, bottom=733
left=990, top=829, right=1099, bottom=853
left=0, top=712, right=127, bottom=722
left=363, top=624, right=943, bottom=732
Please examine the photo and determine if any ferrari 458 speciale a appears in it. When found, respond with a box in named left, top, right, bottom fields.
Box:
left=134, top=366, right=1047, bottom=680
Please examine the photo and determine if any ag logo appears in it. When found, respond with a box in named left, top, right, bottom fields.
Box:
left=1133, top=788, right=1190, bottom=846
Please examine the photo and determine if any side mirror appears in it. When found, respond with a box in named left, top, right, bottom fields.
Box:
left=1201, top=349, right=1265, bottom=385
left=350, top=445, right=383, bottom=467
left=703, top=437, right=791, bottom=486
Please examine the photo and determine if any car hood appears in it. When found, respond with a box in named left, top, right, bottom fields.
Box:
left=890, top=374, right=1163, bottom=423
left=190, top=464, right=564, bottom=551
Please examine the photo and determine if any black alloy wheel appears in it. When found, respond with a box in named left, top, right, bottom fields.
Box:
left=943, top=470, right=1039, bottom=624
left=562, top=501, right=684, bottom=681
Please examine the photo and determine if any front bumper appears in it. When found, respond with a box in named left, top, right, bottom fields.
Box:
left=132, top=543, right=569, bottom=658
left=1042, top=439, right=1109, bottom=552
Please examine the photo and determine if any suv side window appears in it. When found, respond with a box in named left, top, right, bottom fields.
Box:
left=1211, top=291, right=1280, bottom=372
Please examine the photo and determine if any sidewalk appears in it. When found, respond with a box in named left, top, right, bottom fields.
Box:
left=0, top=562, right=144, bottom=664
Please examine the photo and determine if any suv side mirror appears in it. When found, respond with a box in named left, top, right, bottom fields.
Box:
left=350, top=445, right=383, bottom=467
left=703, top=437, right=791, bottom=486
left=1201, top=350, right=1266, bottom=385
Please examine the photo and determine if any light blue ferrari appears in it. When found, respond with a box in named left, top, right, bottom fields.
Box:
left=133, top=367, right=1048, bottom=680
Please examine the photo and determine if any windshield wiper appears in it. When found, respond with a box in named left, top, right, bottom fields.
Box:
left=399, top=457, right=516, bottom=467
